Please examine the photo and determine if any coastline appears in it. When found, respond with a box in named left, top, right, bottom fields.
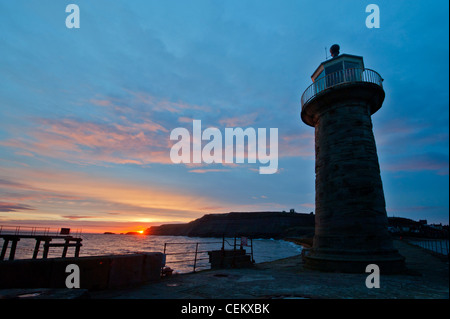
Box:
left=283, top=237, right=313, bottom=248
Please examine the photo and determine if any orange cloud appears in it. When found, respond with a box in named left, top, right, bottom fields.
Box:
left=178, top=117, right=195, bottom=123
left=124, top=90, right=212, bottom=114
left=188, top=168, right=231, bottom=173
left=278, top=131, right=314, bottom=158
left=0, top=166, right=227, bottom=230
left=62, top=215, right=96, bottom=220
left=1, top=118, right=173, bottom=166
left=300, top=203, right=315, bottom=209
left=89, top=99, right=112, bottom=107
left=219, top=112, right=259, bottom=127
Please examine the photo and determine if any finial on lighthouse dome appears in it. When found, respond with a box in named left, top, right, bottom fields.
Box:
left=330, top=44, right=340, bottom=58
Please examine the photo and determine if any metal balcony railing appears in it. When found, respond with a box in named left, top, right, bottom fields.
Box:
left=301, top=68, right=384, bottom=108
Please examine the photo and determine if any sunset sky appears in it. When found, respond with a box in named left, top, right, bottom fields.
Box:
left=0, top=1, right=448, bottom=233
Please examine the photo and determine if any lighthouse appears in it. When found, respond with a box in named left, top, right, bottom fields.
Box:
left=300, top=45, right=405, bottom=273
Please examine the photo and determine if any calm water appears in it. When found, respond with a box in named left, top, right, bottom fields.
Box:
left=5, top=234, right=303, bottom=273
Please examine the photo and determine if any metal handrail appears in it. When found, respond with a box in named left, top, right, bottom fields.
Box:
left=0, top=225, right=51, bottom=236
left=0, top=225, right=83, bottom=238
left=408, top=239, right=449, bottom=256
left=301, top=68, right=384, bottom=108
left=162, top=236, right=254, bottom=273
left=163, top=241, right=222, bottom=273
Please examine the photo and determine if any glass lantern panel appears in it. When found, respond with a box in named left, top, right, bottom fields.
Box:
left=325, top=62, right=344, bottom=87
left=344, top=61, right=362, bottom=82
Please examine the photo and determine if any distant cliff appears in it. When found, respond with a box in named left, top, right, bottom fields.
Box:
left=145, top=211, right=315, bottom=239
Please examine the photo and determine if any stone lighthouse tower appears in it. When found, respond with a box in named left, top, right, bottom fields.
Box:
left=300, top=45, right=405, bottom=273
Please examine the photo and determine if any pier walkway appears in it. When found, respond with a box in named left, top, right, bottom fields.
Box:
left=92, top=239, right=448, bottom=299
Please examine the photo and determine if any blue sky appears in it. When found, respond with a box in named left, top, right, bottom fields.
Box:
left=0, top=0, right=448, bottom=232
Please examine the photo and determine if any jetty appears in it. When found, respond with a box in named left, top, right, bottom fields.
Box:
left=0, top=225, right=165, bottom=291
left=0, top=225, right=82, bottom=261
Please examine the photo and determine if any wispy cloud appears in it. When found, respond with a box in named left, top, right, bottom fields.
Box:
left=1, top=117, right=172, bottom=166
left=89, top=99, right=113, bottom=107
left=383, top=153, right=449, bottom=175
left=0, top=202, right=35, bottom=212
left=219, top=112, right=259, bottom=127
left=189, top=168, right=231, bottom=173
left=278, top=131, right=314, bottom=158
left=123, top=91, right=212, bottom=114
left=62, top=215, right=96, bottom=220
left=0, top=166, right=228, bottom=225
left=376, top=119, right=449, bottom=156
left=300, top=203, right=315, bottom=209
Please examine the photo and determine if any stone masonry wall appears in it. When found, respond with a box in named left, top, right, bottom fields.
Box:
left=313, top=101, right=394, bottom=253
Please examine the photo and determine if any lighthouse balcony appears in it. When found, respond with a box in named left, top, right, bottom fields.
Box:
left=300, top=68, right=385, bottom=127
left=301, top=68, right=384, bottom=108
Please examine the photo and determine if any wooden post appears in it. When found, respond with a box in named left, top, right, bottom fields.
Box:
left=33, top=239, right=41, bottom=259
left=193, top=243, right=199, bottom=272
left=221, top=236, right=225, bottom=268
left=232, top=236, right=237, bottom=267
left=1, top=239, right=9, bottom=261
left=62, top=238, right=70, bottom=257
left=74, top=239, right=82, bottom=257
left=9, top=238, right=19, bottom=260
left=162, top=243, right=167, bottom=276
left=250, top=238, right=254, bottom=263
left=43, top=239, right=52, bottom=258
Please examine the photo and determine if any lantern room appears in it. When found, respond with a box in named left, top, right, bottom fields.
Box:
left=311, top=44, right=365, bottom=84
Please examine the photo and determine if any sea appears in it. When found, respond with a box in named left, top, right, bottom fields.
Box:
left=5, top=233, right=303, bottom=274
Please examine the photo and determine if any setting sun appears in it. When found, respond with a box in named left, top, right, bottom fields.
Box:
left=137, top=230, right=144, bottom=234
